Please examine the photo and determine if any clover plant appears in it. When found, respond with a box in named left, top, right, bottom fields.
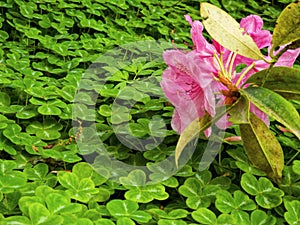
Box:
left=0, top=1, right=299, bottom=225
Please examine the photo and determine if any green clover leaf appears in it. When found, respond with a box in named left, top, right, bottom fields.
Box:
left=57, top=171, right=98, bottom=203
left=0, top=160, right=27, bottom=193
left=241, top=173, right=284, bottom=209
left=26, top=118, right=63, bottom=140
left=106, top=199, right=152, bottom=224
left=216, top=190, right=256, bottom=213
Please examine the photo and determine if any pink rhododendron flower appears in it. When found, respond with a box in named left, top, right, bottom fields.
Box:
left=161, top=14, right=300, bottom=136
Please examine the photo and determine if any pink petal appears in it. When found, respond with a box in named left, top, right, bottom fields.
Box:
left=240, top=15, right=271, bottom=49
left=240, top=15, right=263, bottom=33
left=275, top=48, right=300, bottom=67
left=185, top=15, right=215, bottom=57
left=251, top=30, right=272, bottom=49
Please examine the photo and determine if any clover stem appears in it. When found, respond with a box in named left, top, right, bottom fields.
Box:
left=235, top=62, right=255, bottom=87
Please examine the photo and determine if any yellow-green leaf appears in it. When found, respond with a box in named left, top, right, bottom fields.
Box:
left=200, top=2, right=264, bottom=60
left=240, top=113, right=284, bottom=183
left=228, top=94, right=250, bottom=124
left=175, top=113, right=211, bottom=168
left=241, top=87, right=300, bottom=140
left=271, top=1, right=300, bottom=54
left=174, top=103, right=238, bottom=167
left=246, top=66, right=300, bottom=100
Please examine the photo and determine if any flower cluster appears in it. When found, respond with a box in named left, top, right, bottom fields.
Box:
left=161, top=15, right=300, bottom=136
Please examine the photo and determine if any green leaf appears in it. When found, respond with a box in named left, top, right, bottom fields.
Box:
left=72, top=162, right=93, bottom=180
left=124, top=184, right=169, bottom=203
left=28, top=203, right=50, bottom=225
left=24, top=163, right=49, bottom=181
left=3, top=124, right=32, bottom=145
left=175, top=104, right=236, bottom=167
left=149, top=209, right=188, bottom=220
left=191, top=208, right=217, bottom=224
left=119, top=170, right=147, bottom=186
left=38, top=105, right=62, bottom=115
left=246, top=67, right=300, bottom=100
left=1, top=216, right=31, bottom=225
left=16, top=105, right=39, bottom=119
left=45, top=193, right=82, bottom=214
left=26, top=118, right=63, bottom=140
left=0, top=31, right=9, bottom=42
left=229, top=94, right=250, bottom=124
left=0, top=165, right=27, bottom=193
left=0, top=92, right=11, bottom=106
left=284, top=200, right=300, bottom=225
left=174, top=114, right=211, bottom=167
left=200, top=2, right=264, bottom=60
left=59, top=86, right=76, bottom=102
left=271, top=1, right=300, bottom=54
left=95, top=219, right=116, bottom=225
left=231, top=211, right=250, bottom=225
left=116, top=217, right=135, bottom=225
left=107, top=199, right=151, bottom=223
left=239, top=113, right=284, bottom=183
left=57, top=171, right=98, bottom=203
left=241, top=87, right=300, bottom=140
left=216, top=190, right=256, bottom=213
left=250, top=210, right=277, bottom=225
left=178, top=176, right=219, bottom=209
left=158, top=219, right=187, bottom=225
left=241, top=173, right=284, bottom=209
left=293, top=160, right=300, bottom=176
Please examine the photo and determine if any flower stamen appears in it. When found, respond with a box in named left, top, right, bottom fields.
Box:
left=225, top=51, right=234, bottom=71
left=235, top=62, right=256, bottom=87
left=228, top=52, right=238, bottom=78
left=213, top=53, right=227, bottom=78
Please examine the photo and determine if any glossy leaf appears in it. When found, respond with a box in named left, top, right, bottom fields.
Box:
left=175, top=103, right=233, bottom=167
left=246, top=66, right=300, bottom=100
left=271, top=1, right=300, bottom=54
left=191, top=208, right=217, bottom=224
left=26, top=119, right=63, bottom=140
left=45, top=193, right=82, bottom=214
left=2, top=216, right=31, bottom=225
left=28, top=203, right=64, bottom=225
left=57, top=171, right=98, bottom=203
left=95, top=219, right=116, bottom=225
left=178, top=176, right=220, bottom=209
left=241, top=87, right=300, bottom=140
left=228, top=94, right=250, bottom=124
left=240, top=113, right=284, bottom=182
left=216, top=190, right=256, bottom=213
left=200, top=2, right=264, bottom=60
left=284, top=200, right=300, bottom=225
left=241, top=173, right=284, bottom=209
left=107, top=199, right=152, bottom=223
left=158, top=219, right=187, bottom=225
left=124, top=184, right=169, bottom=203
left=250, top=210, right=276, bottom=225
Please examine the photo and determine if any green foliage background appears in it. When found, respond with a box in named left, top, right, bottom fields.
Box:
left=0, top=0, right=299, bottom=224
